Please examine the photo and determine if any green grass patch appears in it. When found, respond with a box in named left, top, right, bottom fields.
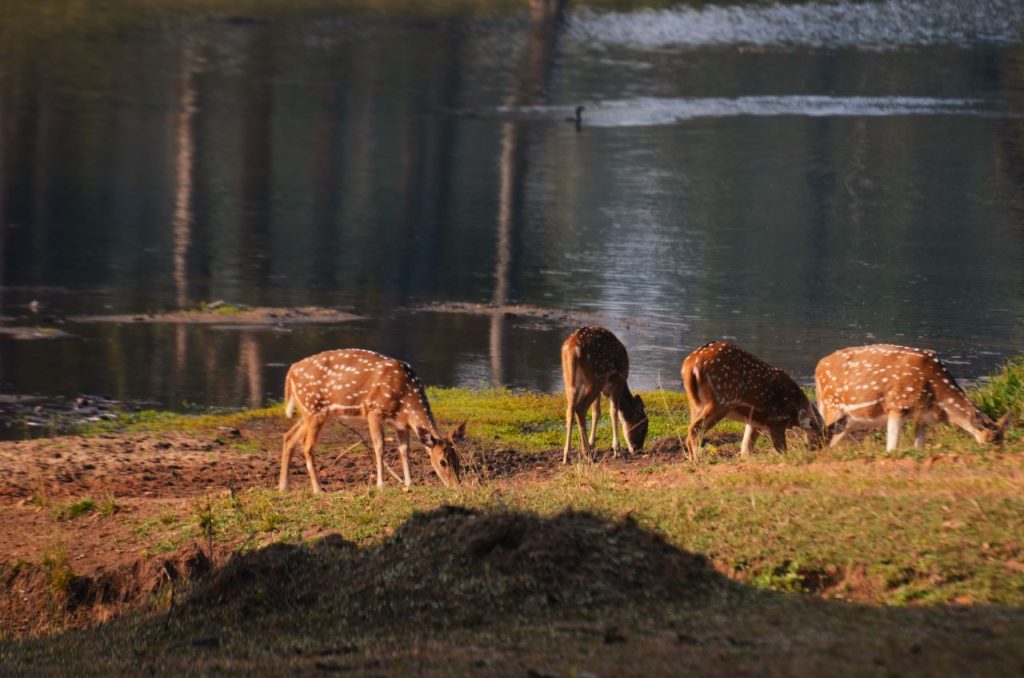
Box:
left=428, top=387, right=694, bottom=453
left=973, top=357, right=1024, bottom=422
left=51, top=498, right=96, bottom=521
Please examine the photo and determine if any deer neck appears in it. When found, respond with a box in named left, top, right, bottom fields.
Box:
left=935, top=383, right=987, bottom=436
left=617, top=382, right=638, bottom=417
left=397, top=385, right=440, bottom=436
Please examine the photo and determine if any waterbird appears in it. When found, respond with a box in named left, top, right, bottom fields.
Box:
left=564, top=105, right=584, bottom=132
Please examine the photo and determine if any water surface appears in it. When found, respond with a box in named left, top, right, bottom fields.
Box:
left=1, top=0, right=1022, bottom=418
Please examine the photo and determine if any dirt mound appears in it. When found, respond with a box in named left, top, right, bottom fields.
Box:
left=189, top=507, right=724, bottom=631
left=0, top=542, right=213, bottom=639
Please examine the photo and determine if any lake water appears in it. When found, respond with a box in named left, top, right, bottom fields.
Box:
left=1, top=0, right=1023, bottom=420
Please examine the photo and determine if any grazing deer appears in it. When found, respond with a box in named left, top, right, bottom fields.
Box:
left=561, top=326, right=648, bottom=463
left=280, top=349, right=465, bottom=492
left=682, top=342, right=824, bottom=460
left=815, top=344, right=1009, bottom=450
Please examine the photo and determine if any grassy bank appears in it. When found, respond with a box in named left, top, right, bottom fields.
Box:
left=4, top=459, right=1024, bottom=674
left=2, top=361, right=1022, bottom=672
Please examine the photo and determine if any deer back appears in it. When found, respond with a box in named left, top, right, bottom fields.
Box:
left=683, top=342, right=818, bottom=430
left=562, top=326, right=630, bottom=390
left=285, top=349, right=464, bottom=485
left=562, top=326, right=647, bottom=447
left=286, top=349, right=436, bottom=431
left=815, top=344, right=1006, bottom=440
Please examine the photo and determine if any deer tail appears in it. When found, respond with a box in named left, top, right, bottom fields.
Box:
left=284, top=376, right=296, bottom=418
left=561, top=340, right=580, bottom=400
left=683, top=361, right=702, bottom=406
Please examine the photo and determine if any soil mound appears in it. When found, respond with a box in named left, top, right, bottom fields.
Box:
left=189, top=507, right=724, bottom=630
left=1, top=542, right=212, bottom=639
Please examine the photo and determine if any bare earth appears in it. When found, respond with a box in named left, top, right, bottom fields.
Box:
left=0, top=419, right=566, bottom=577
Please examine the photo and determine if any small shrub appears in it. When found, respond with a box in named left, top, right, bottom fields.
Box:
left=159, top=509, right=179, bottom=526
left=195, top=497, right=217, bottom=557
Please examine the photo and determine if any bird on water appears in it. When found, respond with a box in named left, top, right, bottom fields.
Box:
left=565, top=105, right=584, bottom=131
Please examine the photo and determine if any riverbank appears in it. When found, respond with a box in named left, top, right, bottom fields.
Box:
left=1, top=380, right=1022, bottom=672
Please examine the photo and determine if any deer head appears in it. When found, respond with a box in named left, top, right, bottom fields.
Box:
left=417, top=421, right=466, bottom=488
left=798, top=403, right=826, bottom=449
left=972, top=412, right=1010, bottom=445
left=623, top=393, right=648, bottom=451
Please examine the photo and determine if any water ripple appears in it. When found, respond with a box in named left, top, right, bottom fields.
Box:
left=569, top=0, right=1024, bottom=50
left=502, top=95, right=1014, bottom=127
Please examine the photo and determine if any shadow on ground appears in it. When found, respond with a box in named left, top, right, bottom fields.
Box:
left=3, top=506, right=1024, bottom=675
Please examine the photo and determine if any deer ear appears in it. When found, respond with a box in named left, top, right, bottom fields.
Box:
left=634, top=394, right=644, bottom=409
left=415, top=426, right=435, bottom=447
left=996, top=412, right=1011, bottom=431
left=450, top=421, right=466, bottom=442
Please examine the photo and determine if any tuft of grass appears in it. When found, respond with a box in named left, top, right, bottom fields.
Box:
left=51, top=498, right=96, bottom=521
left=972, top=357, right=1024, bottom=421
left=98, top=492, right=121, bottom=516
left=39, top=544, right=73, bottom=599
left=751, top=560, right=807, bottom=593
left=195, top=497, right=217, bottom=559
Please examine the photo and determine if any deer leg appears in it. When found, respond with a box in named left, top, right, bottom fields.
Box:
left=740, top=425, right=760, bottom=458
left=398, top=427, right=413, bottom=488
left=768, top=427, right=787, bottom=454
left=588, top=398, right=601, bottom=448
left=300, top=417, right=326, bottom=494
left=575, top=407, right=593, bottom=459
left=686, top=406, right=724, bottom=462
left=619, top=411, right=635, bottom=456
left=886, top=411, right=903, bottom=451
left=611, top=398, right=625, bottom=457
left=367, top=413, right=387, bottom=488
left=827, top=415, right=850, bottom=447
left=912, top=421, right=928, bottom=449
left=563, top=399, right=576, bottom=465
left=279, top=420, right=304, bottom=491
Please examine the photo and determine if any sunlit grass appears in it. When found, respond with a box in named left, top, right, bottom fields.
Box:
left=972, top=356, right=1024, bottom=423
left=432, top=387, right=703, bottom=452
left=104, top=447, right=1024, bottom=607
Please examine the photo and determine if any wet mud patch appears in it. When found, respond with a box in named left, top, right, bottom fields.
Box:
left=69, top=304, right=361, bottom=325
left=0, top=325, right=74, bottom=340
left=0, top=394, right=154, bottom=440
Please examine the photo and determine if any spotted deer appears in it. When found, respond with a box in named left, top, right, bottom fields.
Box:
left=815, top=344, right=1009, bottom=450
left=561, top=326, right=648, bottom=463
left=682, top=342, right=824, bottom=460
left=280, top=349, right=465, bottom=492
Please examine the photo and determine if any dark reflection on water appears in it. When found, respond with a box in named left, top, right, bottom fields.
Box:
left=1, top=1, right=1023, bottom=416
